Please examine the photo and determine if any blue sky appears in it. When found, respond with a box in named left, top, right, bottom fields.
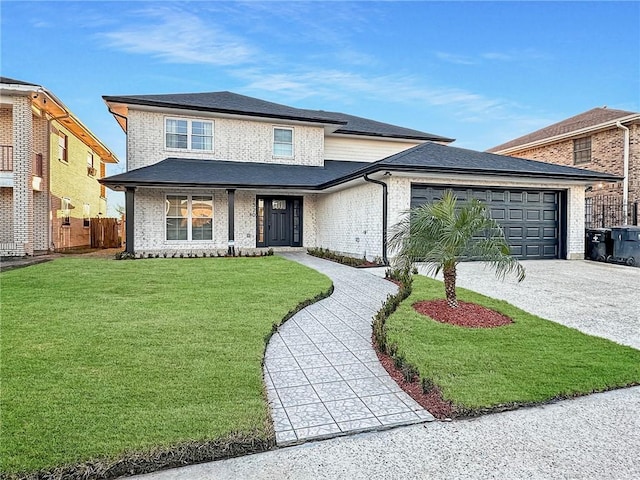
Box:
left=2, top=1, right=639, bottom=211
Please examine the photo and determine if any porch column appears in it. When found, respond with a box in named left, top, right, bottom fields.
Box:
left=13, top=96, right=34, bottom=256
left=227, top=189, right=235, bottom=255
left=125, top=187, right=135, bottom=254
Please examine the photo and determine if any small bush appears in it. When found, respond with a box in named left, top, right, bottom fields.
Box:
left=114, top=251, right=136, bottom=260
left=421, top=377, right=435, bottom=394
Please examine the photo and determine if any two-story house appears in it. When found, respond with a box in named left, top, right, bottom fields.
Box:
left=0, top=77, right=119, bottom=256
left=488, top=107, right=640, bottom=227
left=101, top=91, right=617, bottom=261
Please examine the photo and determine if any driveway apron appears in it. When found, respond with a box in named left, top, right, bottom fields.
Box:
left=265, top=253, right=435, bottom=445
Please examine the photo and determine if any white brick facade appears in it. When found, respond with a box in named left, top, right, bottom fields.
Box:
left=127, top=109, right=326, bottom=171
left=316, top=182, right=383, bottom=260
left=130, top=187, right=318, bottom=255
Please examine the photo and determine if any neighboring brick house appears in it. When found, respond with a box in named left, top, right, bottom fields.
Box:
left=101, top=91, right=617, bottom=261
left=488, top=107, right=640, bottom=226
left=0, top=77, right=119, bottom=256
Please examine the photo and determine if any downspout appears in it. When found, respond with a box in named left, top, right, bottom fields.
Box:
left=616, top=121, right=630, bottom=225
left=363, top=173, right=388, bottom=265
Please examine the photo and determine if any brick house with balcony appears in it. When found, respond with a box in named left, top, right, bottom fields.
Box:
left=101, top=90, right=617, bottom=261
left=0, top=77, right=119, bottom=256
left=488, top=107, right=640, bottom=226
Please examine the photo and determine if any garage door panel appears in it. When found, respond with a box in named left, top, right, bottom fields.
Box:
left=410, top=184, right=560, bottom=260
left=526, top=210, right=541, bottom=221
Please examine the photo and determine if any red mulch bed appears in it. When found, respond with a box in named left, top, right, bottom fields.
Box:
left=373, top=298, right=514, bottom=419
left=413, top=299, right=513, bottom=328
left=375, top=347, right=455, bottom=419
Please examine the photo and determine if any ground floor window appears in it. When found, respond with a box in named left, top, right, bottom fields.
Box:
left=165, top=194, right=213, bottom=241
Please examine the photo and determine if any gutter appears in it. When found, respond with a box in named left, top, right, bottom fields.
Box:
left=616, top=121, right=630, bottom=225
left=363, top=173, right=389, bottom=265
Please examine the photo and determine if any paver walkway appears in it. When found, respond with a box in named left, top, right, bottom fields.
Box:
left=265, top=253, right=434, bottom=445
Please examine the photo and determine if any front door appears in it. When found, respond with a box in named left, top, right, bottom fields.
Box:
left=257, top=197, right=303, bottom=247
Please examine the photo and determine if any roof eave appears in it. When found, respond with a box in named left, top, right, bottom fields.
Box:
left=333, top=129, right=455, bottom=143
left=491, top=113, right=640, bottom=154
left=101, top=96, right=348, bottom=127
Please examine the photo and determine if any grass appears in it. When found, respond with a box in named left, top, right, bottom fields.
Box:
left=0, top=256, right=331, bottom=475
left=386, top=275, right=640, bottom=412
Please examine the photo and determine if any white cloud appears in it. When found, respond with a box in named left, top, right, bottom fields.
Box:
left=436, top=52, right=477, bottom=65
left=99, top=7, right=256, bottom=66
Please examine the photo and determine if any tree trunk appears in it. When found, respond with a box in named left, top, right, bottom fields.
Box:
left=443, top=264, right=458, bottom=308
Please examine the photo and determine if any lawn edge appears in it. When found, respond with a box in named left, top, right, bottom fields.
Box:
left=2, top=280, right=334, bottom=480
left=372, top=273, right=640, bottom=421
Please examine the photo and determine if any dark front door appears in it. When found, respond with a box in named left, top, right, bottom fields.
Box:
left=268, top=199, right=292, bottom=246
left=256, top=197, right=303, bottom=247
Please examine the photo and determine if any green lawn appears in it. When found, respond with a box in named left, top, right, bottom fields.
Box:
left=0, top=256, right=331, bottom=475
left=386, top=276, right=640, bottom=412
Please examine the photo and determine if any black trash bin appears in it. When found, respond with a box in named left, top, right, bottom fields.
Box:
left=610, top=226, right=640, bottom=267
left=585, top=228, right=612, bottom=261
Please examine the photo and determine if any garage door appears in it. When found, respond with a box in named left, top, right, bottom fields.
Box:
left=410, top=185, right=560, bottom=259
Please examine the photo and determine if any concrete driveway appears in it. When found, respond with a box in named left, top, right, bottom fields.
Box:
left=424, top=259, right=640, bottom=350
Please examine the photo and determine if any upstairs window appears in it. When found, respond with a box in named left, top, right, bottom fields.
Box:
left=165, top=118, right=213, bottom=151
left=573, top=137, right=591, bottom=164
left=273, top=127, right=293, bottom=157
left=87, top=153, right=96, bottom=176
left=58, top=133, right=68, bottom=162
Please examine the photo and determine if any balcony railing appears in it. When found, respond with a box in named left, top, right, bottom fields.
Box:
left=1, top=145, right=13, bottom=172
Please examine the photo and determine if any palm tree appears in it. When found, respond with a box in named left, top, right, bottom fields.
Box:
left=389, top=190, right=525, bottom=308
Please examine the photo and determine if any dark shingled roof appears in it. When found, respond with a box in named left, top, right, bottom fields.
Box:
left=370, top=141, right=620, bottom=181
left=489, top=107, right=638, bottom=152
left=102, top=142, right=619, bottom=191
left=102, top=159, right=369, bottom=190
left=102, top=91, right=454, bottom=142
left=0, top=76, right=38, bottom=87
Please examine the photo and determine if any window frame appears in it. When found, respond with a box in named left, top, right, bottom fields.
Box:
left=58, top=132, right=68, bottom=163
left=61, top=197, right=71, bottom=226
left=273, top=126, right=294, bottom=158
left=164, top=117, right=214, bottom=152
left=573, top=136, right=592, bottom=165
left=165, top=194, right=214, bottom=242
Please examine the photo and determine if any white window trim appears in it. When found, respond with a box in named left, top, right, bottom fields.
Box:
left=273, top=126, right=294, bottom=158
left=164, top=194, right=214, bottom=242
left=164, top=117, right=214, bottom=152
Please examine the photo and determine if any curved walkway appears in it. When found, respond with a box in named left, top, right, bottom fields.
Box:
left=265, top=253, right=434, bottom=445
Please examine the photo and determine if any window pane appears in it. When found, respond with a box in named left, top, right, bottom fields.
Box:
left=191, top=196, right=213, bottom=240
left=166, top=133, right=188, bottom=149
left=273, top=143, right=293, bottom=156
left=192, top=121, right=212, bottom=136
left=166, top=196, right=188, bottom=217
left=191, top=135, right=212, bottom=151
left=274, top=128, right=292, bottom=142
left=166, top=218, right=188, bottom=240
left=166, top=119, right=188, bottom=134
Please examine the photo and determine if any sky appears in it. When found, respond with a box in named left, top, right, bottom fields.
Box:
left=1, top=0, right=639, bottom=212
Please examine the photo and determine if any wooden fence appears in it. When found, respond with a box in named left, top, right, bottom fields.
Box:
left=90, top=218, right=121, bottom=248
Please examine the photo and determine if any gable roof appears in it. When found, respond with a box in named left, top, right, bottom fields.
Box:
left=102, top=91, right=454, bottom=143
left=489, top=107, right=639, bottom=153
left=102, top=141, right=619, bottom=191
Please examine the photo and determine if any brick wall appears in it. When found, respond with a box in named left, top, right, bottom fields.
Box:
left=0, top=187, right=13, bottom=243
left=387, top=175, right=586, bottom=260
left=49, top=120, right=106, bottom=250
left=32, top=113, right=49, bottom=252
left=12, top=96, right=33, bottom=256
left=127, top=110, right=326, bottom=171
left=316, top=182, right=383, bottom=260
left=507, top=126, right=640, bottom=203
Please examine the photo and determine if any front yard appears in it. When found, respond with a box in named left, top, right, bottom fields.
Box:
left=385, top=275, right=640, bottom=413
left=0, top=256, right=331, bottom=476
